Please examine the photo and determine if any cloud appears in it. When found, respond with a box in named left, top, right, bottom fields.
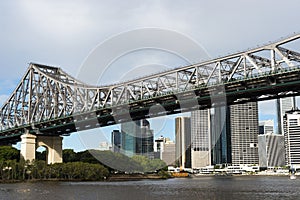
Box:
left=258, top=100, right=277, bottom=116
left=17, top=1, right=93, bottom=39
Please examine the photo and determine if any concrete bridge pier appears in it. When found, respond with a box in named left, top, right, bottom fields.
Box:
left=37, top=135, right=63, bottom=164
left=20, top=132, right=37, bottom=163
left=20, top=130, right=63, bottom=164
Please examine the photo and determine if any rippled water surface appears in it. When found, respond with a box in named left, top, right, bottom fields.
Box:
left=0, top=176, right=299, bottom=200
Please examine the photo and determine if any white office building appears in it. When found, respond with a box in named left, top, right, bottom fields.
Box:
left=175, top=117, right=191, bottom=168
left=277, top=97, right=296, bottom=135
left=230, top=102, right=259, bottom=165
left=191, top=110, right=211, bottom=168
left=284, top=110, right=300, bottom=169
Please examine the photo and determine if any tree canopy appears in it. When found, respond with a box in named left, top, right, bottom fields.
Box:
left=0, top=146, right=19, bottom=161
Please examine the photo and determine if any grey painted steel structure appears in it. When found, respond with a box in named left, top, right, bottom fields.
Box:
left=1, top=34, right=300, bottom=143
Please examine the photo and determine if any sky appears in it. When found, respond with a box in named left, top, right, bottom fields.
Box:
left=1, top=1, right=300, bottom=151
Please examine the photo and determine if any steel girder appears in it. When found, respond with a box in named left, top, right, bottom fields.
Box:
left=0, top=64, right=110, bottom=130
left=1, top=33, right=300, bottom=132
left=102, top=34, right=300, bottom=106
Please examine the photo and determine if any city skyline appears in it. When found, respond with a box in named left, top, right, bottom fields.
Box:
left=102, top=100, right=296, bottom=169
left=65, top=99, right=300, bottom=152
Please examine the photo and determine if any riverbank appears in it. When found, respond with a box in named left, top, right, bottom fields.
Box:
left=0, top=173, right=169, bottom=183
left=0, top=173, right=296, bottom=184
left=107, top=173, right=168, bottom=181
left=192, top=173, right=295, bottom=177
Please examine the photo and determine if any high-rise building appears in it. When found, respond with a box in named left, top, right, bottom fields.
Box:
left=191, top=107, right=231, bottom=168
left=162, top=139, right=176, bottom=166
left=111, top=130, right=122, bottom=153
left=138, top=119, right=154, bottom=159
left=190, top=110, right=211, bottom=168
left=259, top=120, right=274, bottom=135
left=154, top=136, right=176, bottom=166
left=284, top=110, right=300, bottom=168
left=190, top=102, right=259, bottom=167
left=121, top=120, right=139, bottom=157
left=277, top=97, right=296, bottom=134
left=154, top=136, right=165, bottom=159
left=230, top=102, right=259, bottom=165
left=175, top=117, right=191, bottom=168
left=121, top=119, right=154, bottom=158
left=211, top=106, right=231, bottom=165
left=258, top=133, right=285, bottom=168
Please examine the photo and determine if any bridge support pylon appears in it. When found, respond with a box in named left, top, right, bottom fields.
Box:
left=20, top=130, right=63, bottom=164
left=37, top=135, right=63, bottom=164
left=20, top=131, right=37, bottom=163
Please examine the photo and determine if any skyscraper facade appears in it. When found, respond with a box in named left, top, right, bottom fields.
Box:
left=111, top=130, right=122, bottom=153
left=211, top=106, right=231, bottom=165
left=161, top=140, right=176, bottom=166
left=259, top=120, right=274, bottom=135
left=154, top=136, right=176, bottom=166
left=121, top=119, right=154, bottom=158
left=138, top=119, right=154, bottom=158
left=277, top=97, right=296, bottom=135
left=191, top=107, right=231, bottom=168
left=258, top=133, right=285, bottom=168
left=154, top=136, right=165, bottom=159
left=190, top=110, right=211, bottom=168
left=230, top=102, right=259, bottom=165
left=284, top=110, right=300, bottom=168
left=121, top=120, right=139, bottom=157
left=175, top=116, right=191, bottom=168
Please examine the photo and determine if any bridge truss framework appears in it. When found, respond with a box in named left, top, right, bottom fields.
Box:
left=1, top=34, right=300, bottom=144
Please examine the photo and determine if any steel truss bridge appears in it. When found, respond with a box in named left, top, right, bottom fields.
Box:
left=1, top=34, right=300, bottom=144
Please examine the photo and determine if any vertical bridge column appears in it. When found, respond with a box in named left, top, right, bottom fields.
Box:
left=37, top=136, right=63, bottom=164
left=20, top=131, right=37, bottom=162
left=20, top=130, right=63, bottom=164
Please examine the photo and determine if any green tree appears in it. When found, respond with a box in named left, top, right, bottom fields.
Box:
left=0, top=146, right=19, bottom=161
left=132, top=155, right=167, bottom=172
left=77, top=150, right=99, bottom=163
left=148, top=159, right=167, bottom=172
left=89, top=150, right=143, bottom=173
left=30, top=160, right=47, bottom=179
left=63, top=149, right=78, bottom=162
left=36, top=151, right=46, bottom=161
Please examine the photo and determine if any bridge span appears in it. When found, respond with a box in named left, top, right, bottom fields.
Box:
left=1, top=33, right=300, bottom=163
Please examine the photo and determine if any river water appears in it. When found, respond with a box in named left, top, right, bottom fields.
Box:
left=0, top=176, right=299, bottom=200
